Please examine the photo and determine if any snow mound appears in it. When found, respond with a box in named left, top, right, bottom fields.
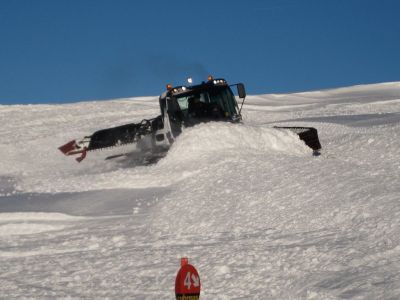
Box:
left=162, top=122, right=310, bottom=165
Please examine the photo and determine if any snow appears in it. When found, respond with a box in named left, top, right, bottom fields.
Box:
left=1, top=82, right=400, bottom=298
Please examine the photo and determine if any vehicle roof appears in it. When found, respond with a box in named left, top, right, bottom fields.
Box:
left=162, top=78, right=229, bottom=99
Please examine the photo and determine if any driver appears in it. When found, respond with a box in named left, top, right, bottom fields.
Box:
left=188, top=96, right=207, bottom=118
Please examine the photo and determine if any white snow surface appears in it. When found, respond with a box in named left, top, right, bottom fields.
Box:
left=1, top=82, right=400, bottom=299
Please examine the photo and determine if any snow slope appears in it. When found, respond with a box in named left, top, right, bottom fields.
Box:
left=1, top=82, right=400, bottom=299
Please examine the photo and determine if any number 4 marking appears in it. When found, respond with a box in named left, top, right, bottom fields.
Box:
left=184, top=272, right=191, bottom=289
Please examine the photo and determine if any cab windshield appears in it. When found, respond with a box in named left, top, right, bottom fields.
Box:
left=175, top=86, right=238, bottom=120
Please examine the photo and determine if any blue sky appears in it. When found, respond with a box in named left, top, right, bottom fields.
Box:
left=0, top=0, right=399, bottom=104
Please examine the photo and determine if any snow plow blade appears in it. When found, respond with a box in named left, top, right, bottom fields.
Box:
left=274, top=126, right=322, bottom=153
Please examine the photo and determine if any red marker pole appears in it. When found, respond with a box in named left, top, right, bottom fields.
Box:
left=175, top=257, right=201, bottom=300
